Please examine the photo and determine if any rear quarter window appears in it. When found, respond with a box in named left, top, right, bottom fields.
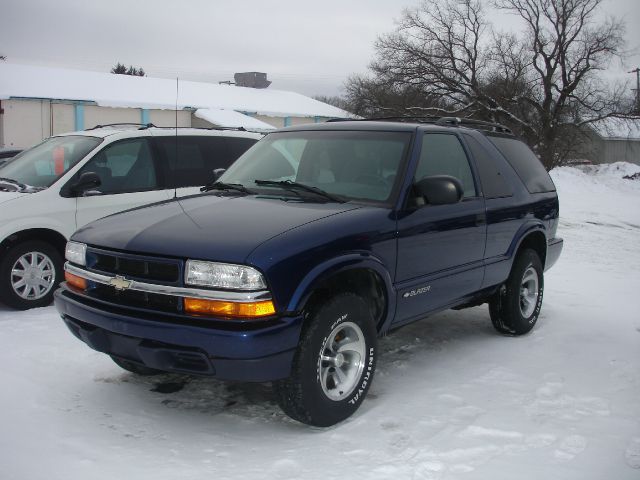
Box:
left=462, top=134, right=513, bottom=198
left=487, top=136, right=556, bottom=193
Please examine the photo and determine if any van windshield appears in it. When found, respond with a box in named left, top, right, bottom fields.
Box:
left=0, top=136, right=102, bottom=190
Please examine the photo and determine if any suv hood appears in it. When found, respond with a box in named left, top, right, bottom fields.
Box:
left=73, top=194, right=361, bottom=264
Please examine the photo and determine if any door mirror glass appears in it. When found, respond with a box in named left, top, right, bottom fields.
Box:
left=415, top=175, right=463, bottom=205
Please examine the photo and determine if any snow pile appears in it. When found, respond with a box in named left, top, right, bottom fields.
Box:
left=0, top=164, right=639, bottom=479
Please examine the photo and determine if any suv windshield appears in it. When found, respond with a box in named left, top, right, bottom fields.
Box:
left=0, top=136, right=101, bottom=189
left=220, top=130, right=412, bottom=203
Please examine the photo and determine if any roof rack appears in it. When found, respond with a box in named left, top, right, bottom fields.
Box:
left=85, top=123, right=156, bottom=131
left=85, top=124, right=252, bottom=133
left=326, top=115, right=513, bottom=134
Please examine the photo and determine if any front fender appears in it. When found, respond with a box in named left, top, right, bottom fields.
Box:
left=286, top=252, right=397, bottom=332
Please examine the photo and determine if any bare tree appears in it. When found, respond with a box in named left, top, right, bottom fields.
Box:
left=349, top=0, right=633, bottom=168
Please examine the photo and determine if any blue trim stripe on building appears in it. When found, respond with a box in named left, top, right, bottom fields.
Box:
left=141, top=109, right=150, bottom=125
left=284, top=117, right=291, bottom=127
left=74, top=104, right=85, bottom=131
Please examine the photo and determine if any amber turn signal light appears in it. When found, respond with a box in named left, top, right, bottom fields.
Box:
left=65, top=271, right=87, bottom=290
left=183, top=298, right=275, bottom=318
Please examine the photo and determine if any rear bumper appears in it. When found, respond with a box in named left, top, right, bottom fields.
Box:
left=545, top=237, right=563, bottom=271
left=54, top=287, right=302, bottom=382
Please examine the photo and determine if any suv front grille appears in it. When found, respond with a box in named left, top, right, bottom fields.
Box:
left=88, top=284, right=180, bottom=312
left=89, top=249, right=180, bottom=283
left=85, top=247, right=182, bottom=313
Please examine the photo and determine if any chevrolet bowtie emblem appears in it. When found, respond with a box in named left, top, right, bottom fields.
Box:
left=109, top=275, right=132, bottom=291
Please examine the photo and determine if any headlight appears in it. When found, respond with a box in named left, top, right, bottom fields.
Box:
left=65, top=241, right=87, bottom=266
left=185, top=260, right=267, bottom=290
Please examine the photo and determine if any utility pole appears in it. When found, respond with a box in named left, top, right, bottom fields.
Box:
left=630, top=67, right=640, bottom=114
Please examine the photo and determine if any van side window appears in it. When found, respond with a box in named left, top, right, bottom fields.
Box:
left=157, top=136, right=256, bottom=188
left=77, top=139, right=158, bottom=194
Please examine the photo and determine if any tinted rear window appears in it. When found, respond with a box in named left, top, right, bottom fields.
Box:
left=487, top=136, right=556, bottom=193
left=462, top=134, right=513, bottom=198
left=156, top=136, right=256, bottom=188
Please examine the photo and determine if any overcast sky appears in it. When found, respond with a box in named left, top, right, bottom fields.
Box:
left=1, top=0, right=639, bottom=97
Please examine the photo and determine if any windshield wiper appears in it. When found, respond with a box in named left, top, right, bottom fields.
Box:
left=200, top=181, right=251, bottom=194
left=0, top=177, right=28, bottom=191
left=254, top=180, right=344, bottom=203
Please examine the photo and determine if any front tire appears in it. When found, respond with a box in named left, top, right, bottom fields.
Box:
left=0, top=240, right=63, bottom=310
left=489, top=248, right=544, bottom=335
left=274, top=293, right=377, bottom=427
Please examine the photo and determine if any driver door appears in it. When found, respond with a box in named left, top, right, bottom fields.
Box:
left=394, top=133, right=487, bottom=323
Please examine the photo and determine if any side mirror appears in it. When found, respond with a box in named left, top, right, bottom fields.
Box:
left=212, top=168, right=226, bottom=181
left=415, top=175, right=463, bottom=205
left=70, top=171, right=102, bottom=195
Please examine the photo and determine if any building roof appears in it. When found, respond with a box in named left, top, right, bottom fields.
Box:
left=0, top=63, right=352, bottom=122
left=590, top=117, right=640, bottom=141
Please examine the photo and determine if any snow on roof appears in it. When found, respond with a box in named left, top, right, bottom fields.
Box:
left=0, top=63, right=352, bottom=119
left=589, top=117, right=640, bottom=140
left=194, top=108, right=275, bottom=130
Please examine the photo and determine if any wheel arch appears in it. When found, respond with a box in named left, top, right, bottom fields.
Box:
left=286, top=254, right=396, bottom=334
left=510, top=224, right=548, bottom=268
left=0, top=228, right=68, bottom=257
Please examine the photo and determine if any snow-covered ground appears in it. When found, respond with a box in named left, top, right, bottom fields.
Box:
left=1, top=163, right=639, bottom=480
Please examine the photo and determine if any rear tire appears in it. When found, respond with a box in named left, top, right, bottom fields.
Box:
left=489, top=248, right=544, bottom=335
left=111, top=356, right=163, bottom=376
left=0, top=240, right=63, bottom=310
left=274, top=293, right=377, bottom=427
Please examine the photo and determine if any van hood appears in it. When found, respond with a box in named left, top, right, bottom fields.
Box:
left=73, top=194, right=362, bottom=264
left=0, top=191, right=27, bottom=205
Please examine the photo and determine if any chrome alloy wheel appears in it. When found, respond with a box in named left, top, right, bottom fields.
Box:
left=519, top=265, right=539, bottom=318
left=318, top=321, right=366, bottom=401
left=10, top=251, right=56, bottom=300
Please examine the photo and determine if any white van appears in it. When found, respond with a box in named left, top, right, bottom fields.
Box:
left=0, top=125, right=262, bottom=309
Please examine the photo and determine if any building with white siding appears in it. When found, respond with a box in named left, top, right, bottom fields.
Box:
left=0, top=64, right=352, bottom=148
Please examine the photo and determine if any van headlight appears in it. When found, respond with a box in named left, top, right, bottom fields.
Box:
left=65, top=241, right=87, bottom=266
left=185, top=260, right=267, bottom=290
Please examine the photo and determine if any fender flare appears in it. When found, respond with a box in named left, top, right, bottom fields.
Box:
left=286, top=252, right=396, bottom=331
left=507, top=221, right=548, bottom=266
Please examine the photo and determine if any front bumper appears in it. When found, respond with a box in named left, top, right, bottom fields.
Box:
left=54, top=287, right=303, bottom=382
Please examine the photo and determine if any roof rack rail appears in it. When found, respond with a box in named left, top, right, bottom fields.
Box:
left=326, top=115, right=513, bottom=134
left=85, top=123, right=156, bottom=131
left=148, top=125, right=248, bottom=132
left=434, top=117, right=513, bottom=134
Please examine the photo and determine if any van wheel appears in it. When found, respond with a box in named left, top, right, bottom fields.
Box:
left=489, top=248, right=544, bottom=335
left=0, top=241, right=63, bottom=310
left=111, top=356, right=163, bottom=376
left=274, top=293, right=377, bottom=427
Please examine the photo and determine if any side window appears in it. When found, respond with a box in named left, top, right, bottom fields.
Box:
left=225, top=137, right=258, bottom=160
left=486, top=136, right=556, bottom=193
left=158, top=136, right=242, bottom=188
left=78, top=138, right=158, bottom=194
left=416, top=133, right=476, bottom=198
left=462, top=134, right=513, bottom=198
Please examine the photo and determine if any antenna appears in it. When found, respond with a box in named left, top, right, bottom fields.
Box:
left=174, top=76, right=178, bottom=199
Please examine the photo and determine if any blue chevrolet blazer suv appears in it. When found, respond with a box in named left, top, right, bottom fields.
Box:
left=55, top=117, right=563, bottom=426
